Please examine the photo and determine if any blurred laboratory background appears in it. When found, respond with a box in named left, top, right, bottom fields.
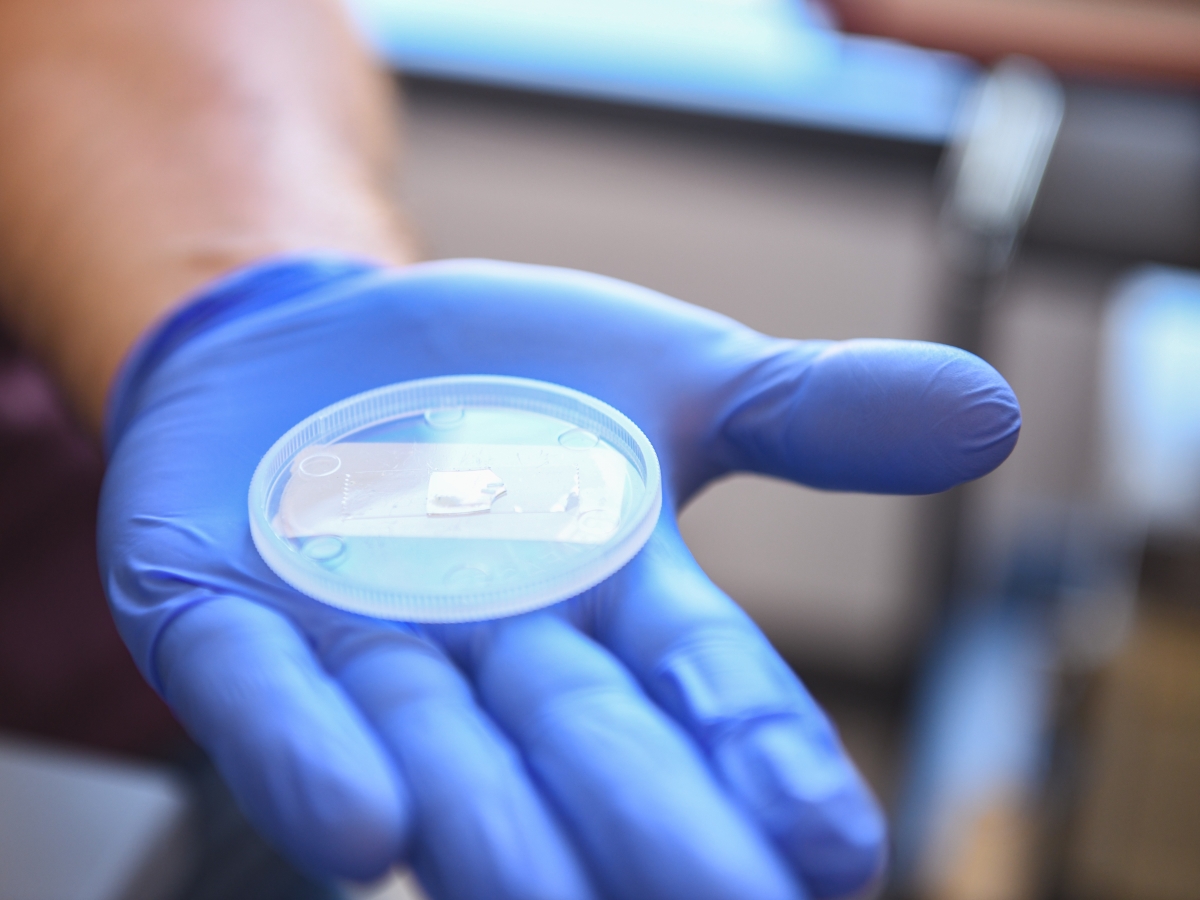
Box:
left=3, top=1, right=1198, bottom=899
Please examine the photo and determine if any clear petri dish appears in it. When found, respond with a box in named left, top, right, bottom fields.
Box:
left=249, top=376, right=662, bottom=622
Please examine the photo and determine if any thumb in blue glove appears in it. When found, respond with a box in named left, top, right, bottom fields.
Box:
left=101, top=256, right=1019, bottom=900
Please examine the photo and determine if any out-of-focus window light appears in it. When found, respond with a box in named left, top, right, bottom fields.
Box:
left=345, top=0, right=978, bottom=143
left=1104, top=269, right=1200, bottom=532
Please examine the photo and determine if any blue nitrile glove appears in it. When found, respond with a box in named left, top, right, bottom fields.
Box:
left=100, top=257, right=1020, bottom=900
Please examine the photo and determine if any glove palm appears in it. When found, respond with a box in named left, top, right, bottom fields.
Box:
left=101, top=257, right=1020, bottom=900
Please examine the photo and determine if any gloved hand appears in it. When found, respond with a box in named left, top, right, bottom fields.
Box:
left=100, top=256, right=1020, bottom=900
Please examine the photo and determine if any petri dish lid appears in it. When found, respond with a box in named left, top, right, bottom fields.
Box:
left=249, top=375, right=662, bottom=622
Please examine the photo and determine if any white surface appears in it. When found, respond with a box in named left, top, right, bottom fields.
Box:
left=0, top=733, right=192, bottom=900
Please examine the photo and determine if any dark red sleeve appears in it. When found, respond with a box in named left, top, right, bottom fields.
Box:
left=0, top=332, right=183, bottom=757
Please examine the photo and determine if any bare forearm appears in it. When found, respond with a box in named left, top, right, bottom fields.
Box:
left=0, top=0, right=417, bottom=431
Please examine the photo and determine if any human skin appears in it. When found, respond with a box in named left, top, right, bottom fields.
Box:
left=828, top=0, right=1200, bottom=85
left=0, top=0, right=418, bottom=434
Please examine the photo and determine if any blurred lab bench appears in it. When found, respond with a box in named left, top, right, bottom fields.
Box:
left=0, top=733, right=191, bottom=900
left=0, top=729, right=439, bottom=900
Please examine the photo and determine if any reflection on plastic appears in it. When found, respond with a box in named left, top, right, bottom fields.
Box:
left=278, top=442, right=626, bottom=543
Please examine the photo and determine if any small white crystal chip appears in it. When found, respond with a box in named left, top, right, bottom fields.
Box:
left=426, top=469, right=507, bottom=516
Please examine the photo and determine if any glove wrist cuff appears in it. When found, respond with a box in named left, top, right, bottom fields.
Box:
left=104, top=253, right=385, bottom=451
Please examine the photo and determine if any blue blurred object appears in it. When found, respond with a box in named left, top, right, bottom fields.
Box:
left=893, top=597, right=1052, bottom=888
left=1103, top=267, right=1200, bottom=531
left=346, top=0, right=979, bottom=143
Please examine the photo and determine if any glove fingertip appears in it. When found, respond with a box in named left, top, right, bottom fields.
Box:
left=919, top=343, right=1022, bottom=488
left=715, top=717, right=887, bottom=899
left=796, top=340, right=1021, bottom=494
left=213, top=718, right=412, bottom=882
left=223, top=729, right=410, bottom=881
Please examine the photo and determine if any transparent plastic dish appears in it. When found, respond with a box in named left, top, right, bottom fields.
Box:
left=249, top=376, right=662, bottom=622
